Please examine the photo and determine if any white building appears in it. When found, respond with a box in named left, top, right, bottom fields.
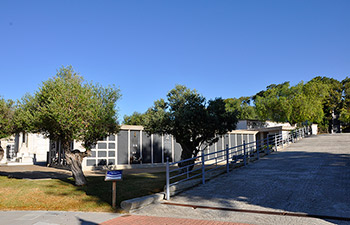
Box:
left=1, top=122, right=313, bottom=170
left=0, top=133, right=50, bottom=165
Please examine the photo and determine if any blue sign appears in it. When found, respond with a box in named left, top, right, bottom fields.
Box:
left=105, top=170, right=123, bottom=181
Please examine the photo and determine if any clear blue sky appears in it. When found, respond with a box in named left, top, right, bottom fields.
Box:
left=1, top=0, right=349, bottom=121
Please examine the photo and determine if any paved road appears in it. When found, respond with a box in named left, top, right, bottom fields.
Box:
left=133, top=134, right=350, bottom=225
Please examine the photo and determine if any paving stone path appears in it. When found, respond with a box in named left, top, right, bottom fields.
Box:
left=133, top=134, right=350, bottom=225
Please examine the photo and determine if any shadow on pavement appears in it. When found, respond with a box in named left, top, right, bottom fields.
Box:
left=168, top=150, right=350, bottom=224
left=78, top=217, right=98, bottom=225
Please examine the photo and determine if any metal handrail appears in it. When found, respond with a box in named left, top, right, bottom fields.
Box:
left=165, top=126, right=311, bottom=200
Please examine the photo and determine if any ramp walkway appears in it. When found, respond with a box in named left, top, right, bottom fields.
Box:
left=133, top=134, right=350, bottom=225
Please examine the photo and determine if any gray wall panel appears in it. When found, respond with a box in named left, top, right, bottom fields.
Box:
left=142, top=133, right=151, bottom=163
left=224, top=134, right=229, bottom=149
left=174, top=141, right=182, bottom=162
left=117, top=130, right=128, bottom=164
left=130, top=130, right=141, bottom=164
left=243, top=134, right=248, bottom=144
left=153, top=134, right=162, bottom=163
left=217, top=136, right=224, bottom=157
left=209, top=144, right=216, bottom=160
left=164, top=134, right=172, bottom=162
left=237, top=134, right=243, bottom=152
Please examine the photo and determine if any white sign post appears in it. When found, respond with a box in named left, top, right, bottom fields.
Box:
left=105, top=170, right=123, bottom=208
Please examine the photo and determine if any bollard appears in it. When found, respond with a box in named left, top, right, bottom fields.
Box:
left=201, top=150, right=205, bottom=184
left=243, top=141, right=247, bottom=166
left=166, top=157, right=170, bottom=200
left=274, top=135, right=277, bottom=151
left=226, top=144, right=229, bottom=173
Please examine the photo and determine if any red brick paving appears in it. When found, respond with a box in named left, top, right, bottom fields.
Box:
left=100, top=215, right=251, bottom=225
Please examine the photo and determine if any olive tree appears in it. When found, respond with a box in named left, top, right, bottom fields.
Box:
left=0, top=98, right=14, bottom=139
left=15, top=66, right=121, bottom=185
left=0, top=98, right=14, bottom=161
left=143, top=85, right=238, bottom=167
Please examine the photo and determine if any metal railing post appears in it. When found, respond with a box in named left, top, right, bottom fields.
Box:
left=267, top=137, right=270, bottom=155
left=274, top=135, right=277, bottom=151
left=243, top=141, right=247, bottom=166
left=201, top=150, right=205, bottom=184
left=256, top=140, right=260, bottom=160
left=166, top=157, right=170, bottom=200
left=281, top=134, right=284, bottom=148
left=226, top=144, right=229, bottom=173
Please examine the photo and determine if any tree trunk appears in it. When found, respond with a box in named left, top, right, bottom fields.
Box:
left=0, top=146, right=4, bottom=162
left=178, top=143, right=196, bottom=172
left=63, top=141, right=88, bottom=186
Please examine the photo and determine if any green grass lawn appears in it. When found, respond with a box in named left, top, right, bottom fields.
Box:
left=0, top=172, right=166, bottom=212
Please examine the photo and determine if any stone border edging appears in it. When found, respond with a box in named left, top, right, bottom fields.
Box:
left=120, top=193, right=164, bottom=212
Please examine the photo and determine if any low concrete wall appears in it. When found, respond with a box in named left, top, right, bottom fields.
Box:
left=120, top=193, right=164, bottom=212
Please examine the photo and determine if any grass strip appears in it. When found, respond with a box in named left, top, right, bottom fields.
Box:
left=0, top=172, right=166, bottom=212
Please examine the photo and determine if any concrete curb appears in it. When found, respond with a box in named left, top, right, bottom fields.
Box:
left=120, top=193, right=164, bottom=212
left=165, top=169, right=229, bottom=197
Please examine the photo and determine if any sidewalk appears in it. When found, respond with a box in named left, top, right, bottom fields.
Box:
left=0, top=211, right=252, bottom=225
left=101, top=215, right=251, bottom=225
left=0, top=210, right=120, bottom=225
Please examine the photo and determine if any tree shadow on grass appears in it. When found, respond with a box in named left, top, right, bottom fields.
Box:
left=0, top=166, right=167, bottom=212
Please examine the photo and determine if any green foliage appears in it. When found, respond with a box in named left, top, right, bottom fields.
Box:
left=14, top=66, right=121, bottom=150
left=309, top=76, right=343, bottom=131
left=224, top=97, right=258, bottom=120
left=0, top=98, right=14, bottom=139
left=254, top=82, right=293, bottom=123
left=123, top=112, right=146, bottom=125
left=143, top=85, right=238, bottom=159
left=340, top=77, right=350, bottom=124
left=253, top=81, right=327, bottom=125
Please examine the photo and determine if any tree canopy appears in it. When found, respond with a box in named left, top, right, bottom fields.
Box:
left=143, top=85, right=238, bottom=162
left=250, top=76, right=350, bottom=132
left=0, top=98, right=14, bottom=139
left=123, top=112, right=146, bottom=125
left=253, top=81, right=328, bottom=125
left=340, top=77, right=350, bottom=124
left=224, top=97, right=257, bottom=120
left=14, top=66, right=121, bottom=185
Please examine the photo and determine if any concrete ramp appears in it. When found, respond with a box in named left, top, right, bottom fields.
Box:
left=134, top=134, right=350, bottom=225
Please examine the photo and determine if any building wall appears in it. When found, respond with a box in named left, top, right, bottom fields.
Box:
left=0, top=136, right=15, bottom=163
left=79, top=126, right=258, bottom=171
left=236, top=120, right=248, bottom=130
left=16, top=133, right=50, bottom=162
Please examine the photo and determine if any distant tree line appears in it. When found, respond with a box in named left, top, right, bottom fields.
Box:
left=124, top=76, right=350, bottom=133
